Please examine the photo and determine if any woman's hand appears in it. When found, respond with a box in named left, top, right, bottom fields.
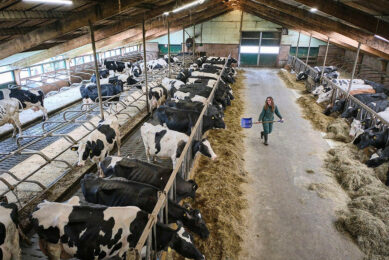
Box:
left=279, top=119, right=284, bottom=123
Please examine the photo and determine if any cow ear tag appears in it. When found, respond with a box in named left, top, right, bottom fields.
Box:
left=184, top=213, right=187, bottom=217
left=212, top=116, right=214, bottom=119
left=90, top=150, right=93, bottom=154
left=71, top=147, right=78, bottom=151
left=358, top=109, right=360, bottom=111
left=374, top=136, right=377, bottom=139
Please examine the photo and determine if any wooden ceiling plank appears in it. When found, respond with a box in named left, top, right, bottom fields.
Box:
left=12, top=0, right=223, bottom=67
left=245, top=0, right=389, bottom=57
left=240, top=1, right=389, bottom=60
left=291, top=0, right=389, bottom=40
left=0, top=10, right=71, bottom=19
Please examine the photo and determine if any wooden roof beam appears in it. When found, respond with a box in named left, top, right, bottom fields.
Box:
left=0, top=10, right=71, bottom=20
left=245, top=0, right=389, bottom=58
left=0, top=0, right=154, bottom=60
left=11, top=0, right=223, bottom=67
left=240, top=0, right=389, bottom=60
left=291, top=0, right=389, bottom=40
left=0, top=27, right=38, bottom=36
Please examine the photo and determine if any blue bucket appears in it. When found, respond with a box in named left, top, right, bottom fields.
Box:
left=241, top=117, right=252, bottom=128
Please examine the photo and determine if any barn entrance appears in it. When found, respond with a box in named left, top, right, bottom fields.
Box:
left=239, top=31, right=281, bottom=67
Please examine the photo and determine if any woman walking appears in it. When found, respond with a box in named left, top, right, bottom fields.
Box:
left=257, top=96, right=284, bottom=145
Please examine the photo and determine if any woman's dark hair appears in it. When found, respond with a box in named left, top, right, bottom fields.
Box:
left=264, top=96, right=275, bottom=112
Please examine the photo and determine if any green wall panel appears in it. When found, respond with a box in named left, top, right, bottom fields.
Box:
left=158, top=44, right=182, bottom=54
left=289, top=47, right=319, bottom=58
left=259, top=54, right=277, bottom=67
left=240, top=53, right=258, bottom=66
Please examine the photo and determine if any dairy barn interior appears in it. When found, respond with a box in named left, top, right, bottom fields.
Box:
left=0, top=0, right=389, bottom=259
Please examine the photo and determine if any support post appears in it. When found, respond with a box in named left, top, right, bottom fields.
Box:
left=305, top=33, right=312, bottom=68
left=193, top=24, right=196, bottom=62
left=142, top=19, right=149, bottom=113
left=237, top=10, right=244, bottom=67
left=183, top=25, right=185, bottom=67
left=294, top=31, right=301, bottom=66
left=347, top=42, right=362, bottom=97
left=89, top=20, right=104, bottom=121
left=320, top=36, right=330, bottom=80
left=167, top=18, right=171, bottom=78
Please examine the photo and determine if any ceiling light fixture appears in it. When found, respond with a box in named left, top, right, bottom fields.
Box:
left=310, top=7, right=318, bottom=12
left=374, top=34, right=389, bottom=43
left=164, top=0, right=206, bottom=15
left=23, top=0, right=73, bottom=5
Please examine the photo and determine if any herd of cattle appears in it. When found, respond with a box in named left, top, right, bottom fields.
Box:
left=0, top=55, right=237, bottom=259
left=306, top=67, right=389, bottom=184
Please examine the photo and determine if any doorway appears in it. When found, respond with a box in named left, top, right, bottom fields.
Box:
left=239, top=31, right=281, bottom=67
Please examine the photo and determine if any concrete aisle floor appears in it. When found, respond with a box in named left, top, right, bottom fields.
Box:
left=240, top=68, right=363, bottom=260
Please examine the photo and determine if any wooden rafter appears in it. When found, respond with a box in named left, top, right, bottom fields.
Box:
left=12, top=0, right=225, bottom=67
left=240, top=0, right=389, bottom=60
left=291, top=0, right=389, bottom=40
left=0, top=10, right=72, bottom=20
left=244, top=0, right=389, bottom=57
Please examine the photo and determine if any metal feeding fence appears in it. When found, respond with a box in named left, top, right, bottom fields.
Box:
left=128, top=54, right=231, bottom=260
left=287, top=55, right=389, bottom=129
left=0, top=52, right=150, bottom=210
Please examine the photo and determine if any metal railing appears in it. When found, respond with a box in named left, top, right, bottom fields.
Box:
left=130, top=53, right=230, bottom=259
left=287, top=55, right=389, bottom=128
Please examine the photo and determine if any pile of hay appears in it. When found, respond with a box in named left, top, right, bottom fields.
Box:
left=278, top=68, right=306, bottom=91
left=296, top=95, right=335, bottom=132
left=325, top=144, right=389, bottom=259
left=324, top=118, right=352, bottom=143
left=185, top=70, right=248, bottom=259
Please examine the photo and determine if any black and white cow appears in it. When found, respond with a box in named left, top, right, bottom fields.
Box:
left=71, top=117, right=121, bottom=167
left=341, top=93, right=388, bottom=118
left=0, top=99, right=22, bottom=137
left=176, top=69, right=192, bottom=83
left=80, top=82, right=123, bottom=105
left=81, top=175, right=210, bottom=239
left=0, top=88, right=48, bottom=120
left=141, top=123, right=217, bottom=168
left=103, top=60, right=126, bottom=72
left=164, top=54, right=179, bottom=63
left=296, top=70, right=309, bottom=81
left=366, top=146, right=389, bottom=168
left=156, top=107, right=225, bottom=135
left=164, top=100, right=224, bottom=118
left=161, top=78, right=185, bottom=97
left=0, top=202, right=20, bottom=260
left=149, top=84, right=168, bottom=110
left=99, top=156, right=198, bottom=201
left=31, top=196, right=205, bottom=260
left=354, top=127, right=388, bottom=150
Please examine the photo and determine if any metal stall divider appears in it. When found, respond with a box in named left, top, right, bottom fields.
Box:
left=130, top=54, right=232, bottom=260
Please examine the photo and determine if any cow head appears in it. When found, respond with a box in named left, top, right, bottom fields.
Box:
left=188, top=179, right=198, bottom=192
left=349, top=119, right=363, bottom=138
left=331, top=99, right=346, bottom=114
left=210, top=115, right=226, bottom=129
left=169, top=222, right=205, bottom=260
left=316, top=90, right=333, bottom=104
left=355, top=128, right=385, bottom=149
left=341, top=106, right=359, bottom=119
left=71, top=142, right=89, bottom=167
left=192, top=138, right=217, bottom=161
left=181, top=204, right=209, bottom=239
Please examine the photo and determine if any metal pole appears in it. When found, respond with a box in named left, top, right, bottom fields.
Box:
left=320, top=36, right=330, bottom=80
left=183, top=25, right=185, bottom=67
left=237, top=10, right=244, bottom=67
left=142, top=19, right=150, bottom=113
left=305, top=33, right=312, bottom=68
left=168, top=19, right=171, bottom=78
left=88, top=20, right=104, bottom=121
left=294, top=31, right=301, bottom=66
left=193, top=24, right=196, bottom=62
left=347, top=42, right=362, bottom=97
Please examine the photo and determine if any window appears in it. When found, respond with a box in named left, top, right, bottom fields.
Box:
left=43, top=63, right=55, bottom=73
left=115, top=49, right=121, bottom=55
left=240, top=46, right=259, bottom=54
left=70, top=58, right=76, bottom=67
left=54, top=61, right=66, bottom=70
left=0, top=71, right=14, bottom=84
left=30, top=65, right=43, bottom=76
left=76, top=57, right=84, bottom=65
left=105, top=51, right=111, bottom=58
left=260, top=46, right=280, bottom=54
left=84, top=55, right=92, bottom=63
left=20, top=68, right=30, bottom=78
